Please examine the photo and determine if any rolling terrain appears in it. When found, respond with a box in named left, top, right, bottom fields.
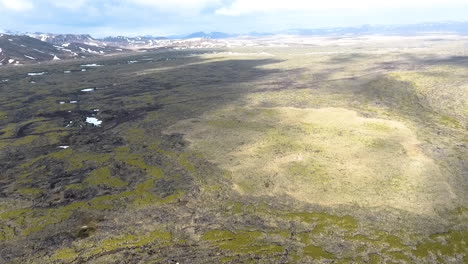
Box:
left=0, top=36, right=467, bottom=263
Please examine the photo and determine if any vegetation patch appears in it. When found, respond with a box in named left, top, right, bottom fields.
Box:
left=84, top=166, right=128, bottom=188
left=166, top=106, right=448, bottom=214
left=202, top=229, right=284, bottom=255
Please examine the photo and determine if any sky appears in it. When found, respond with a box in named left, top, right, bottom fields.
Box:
left=0, top=0, right=467, bottom=37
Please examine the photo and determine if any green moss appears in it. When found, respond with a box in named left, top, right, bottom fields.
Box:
left=11, top=135, right=37, bottom=146
left=90, top=230, right=172, bottom=256
left=369, top=254, right=382, bottom=264
left=0, top=202, right=91, bottom=237
left=65, top=184, right=86, bottom=190
left=204, top=184, right=222, bottom=193
left=0, top=208, right=30, bottom=221
left=297, top=232, right=310, bottom=244
left=178, top=153, right=197, bottom=173
left=373, top=231, right=409, bottom=250
left=413, top=230, right=467, bottom=258
left=52, top=248, right=79, bottom=261
left=158, top=190, right=185, bottom=204
left=221, top=256, right=236, bottom=263
left=0, top=225, right=15, bottom=241
left=439, top=115, right=461, bottom=128
left=0, top=123, right=16, bottom=138
left=207, top=119, right=266, bottom=131
left=333, top=258, right=355, bottom=264
left=16, top=187, right=44, bottom=196
left=115, top=147, right=163, bottom=179
left=287, top=161, right=329, bottom=183
left=0, top=110, right=7, bottom=120
left=84, top=176, right=181, bottom=209
left=22, top=201, right=88, bottom=235
left=32, top=121, right=60, bottom=134
left=21, top=148, right=111, bottom=171
left=387, top=251, right=411, bottom=262
left=259, top=129, right=305, bottom=154
left=85, top=166, right=128, bottom=188
left=452, top=207, right=468, bottom=216
left=46, top=131, right=69, bottom=145
left=202, top=229, right=284, bottom=255
left=286, top=212, right=358, bottom=234
left=303, top=245, right=334, bottom=259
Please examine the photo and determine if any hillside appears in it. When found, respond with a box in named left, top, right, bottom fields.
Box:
left=0, top=34, right=128, bottom=66
left=0, top=35, right=466, bottom=263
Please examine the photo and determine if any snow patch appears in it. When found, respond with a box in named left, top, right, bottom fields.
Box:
left=70, top=100, right=78, bottom=104
left=58, top=146, right=69, bottom=149
left=53, top=55, right=61, bottom=60
left=64, top=70, right=71, bottom=73
left=62, top=43, right=71, bottom=47
left=81, top=69, right=87, bottom=72
left=86, top=117, right=102, bottom=127
left=27, top=72, right=47, bottom=76
left=59, top=101, right=65, bottom=104
left=128, top=60, right=138, bottom=64
left=8, top=59, right=15, bottom=64
left=85, top=42, right=100, bottom=47
left=24, top=55, right=36, bottom=60
left=81, top=88, right=95, bottom=92
left=33, top=49, right=46, bottom=54
left=80, top=63, right=103, bottom=67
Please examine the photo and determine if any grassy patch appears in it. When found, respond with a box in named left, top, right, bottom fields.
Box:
left=84, top=166, right=128, bottom=188
left=202, top=229, right=284, bottom=255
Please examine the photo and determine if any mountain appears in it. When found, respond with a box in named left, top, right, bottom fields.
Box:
left=100, top=36, right=168, bottom=47
left=28, top=33, right=96, bottom=44
left=181, top=21, right=468, bottom=39
left=286, top=21, right=468, bottom=36
left=0, top=34, right=127, bottom=66
left=183, top=32, right=235, bottom=39
left=0, top=34, right=75, bottom=65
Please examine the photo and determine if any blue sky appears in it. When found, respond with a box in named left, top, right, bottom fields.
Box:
left=0, top=0, right=467, bottom=37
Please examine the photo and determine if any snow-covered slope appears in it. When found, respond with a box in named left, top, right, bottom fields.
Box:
left=0, top=34, right=127, bottom=66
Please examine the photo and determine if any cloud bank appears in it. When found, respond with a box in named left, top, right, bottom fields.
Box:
left=0, top=0, right=467, bottom=36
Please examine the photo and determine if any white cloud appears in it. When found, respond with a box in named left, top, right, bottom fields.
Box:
left=51, top=0, right=90, bottom=10
left=216, top=0, right=468, bottom=16
left=0, top=0, right=33, bottom=11
left=129, top=0, right=221, bottom=12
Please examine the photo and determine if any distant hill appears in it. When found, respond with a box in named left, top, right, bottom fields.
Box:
left=286, top=21, right=468, bottom=36
left=0, top=34, right=127, bottom=66
left=28, top=33, right=96, bottom=44
left=2, top=21, right=467, bottom=66
left=183, top=32, right=235, bottom=39
left=100, top=36, right=168, bottom=47
left=0, top=34, right=73, bottom=65
left=182, top=21, right=468, bottom=38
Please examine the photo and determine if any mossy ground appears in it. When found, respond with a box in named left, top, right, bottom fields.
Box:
left=166, top=106, right=449, bottom=215
left=0, top=39, right=467, bottom=263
